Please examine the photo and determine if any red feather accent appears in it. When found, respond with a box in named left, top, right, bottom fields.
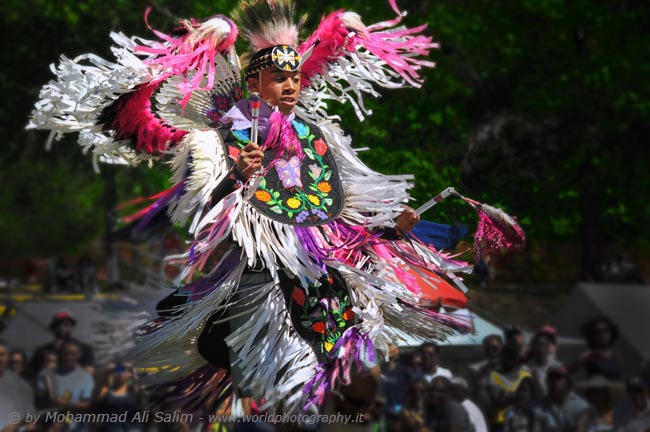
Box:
left=104, top=84, right=188, bottom=155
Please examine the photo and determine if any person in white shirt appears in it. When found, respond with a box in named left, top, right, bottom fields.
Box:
left=452, top=376, right=488, bottom=432
left=417, top=342, right=453, bottom=384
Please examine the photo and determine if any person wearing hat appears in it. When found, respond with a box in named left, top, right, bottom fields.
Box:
left=533, top=365, right=593, bottom=432
left=30, top=310, right=94, bottom=377
left=451, top=376, right=488, bottom=432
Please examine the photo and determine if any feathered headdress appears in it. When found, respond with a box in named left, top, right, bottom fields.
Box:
left=232, top=0, right=308, bottom=79
left=233, top=0, right=305, bottom=53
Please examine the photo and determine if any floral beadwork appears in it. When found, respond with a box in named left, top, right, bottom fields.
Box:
left=290, top=275, right=355, bottom=358
left=227, top=120, right=342, bottom=225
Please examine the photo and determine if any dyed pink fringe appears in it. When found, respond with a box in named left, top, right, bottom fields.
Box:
left=136, top=9, right=238, bottom=108
left=298, top=0, right=438, bottom=89
left=474, top=209, right=526, bottom=259
left=262, top=111, right=303, bottom=161
left=303, top=327, right=372, bottom=409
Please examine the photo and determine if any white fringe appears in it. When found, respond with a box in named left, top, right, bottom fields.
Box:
left=132, top=258, right=248, bottom=385
left=315, top=121, right=413, bottom=228
left=27, top=32, right=162, bottom=169
left=298, top=46, right=410, bottom=124
left=224, top=282, right=318, bottom=414
left=167, top=129, right=231, bottom=234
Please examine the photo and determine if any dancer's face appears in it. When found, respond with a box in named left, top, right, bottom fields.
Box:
left=248, top=69, right=301, bottom=115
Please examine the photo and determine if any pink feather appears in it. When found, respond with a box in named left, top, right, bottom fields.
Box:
left=262, top=111, right=303, bottom=161
left=136, top=9, right=238, bottom=108
left=298, top=10, right=350, bottom=87
left=462, top=198, right=526, bottom=259
left=298, top=1, right=438, bottom=89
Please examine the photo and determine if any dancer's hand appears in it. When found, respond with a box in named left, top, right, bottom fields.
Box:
left=237, top=142, right=264, bottom=180
left=395, top=206, right=420, bottom=235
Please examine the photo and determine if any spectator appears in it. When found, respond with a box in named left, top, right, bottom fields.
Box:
left=612, top=376, right=650, bottom=432
left=451, top=376, right=488, bottom=432
left=35, top=348, right=58, bottom=409
left=30, top=310, right=95, bottom=375
left=369, top=396, right=388, bottom=432
left=380, top=345, right=413, bottom=415
left=418, top=342, right=453, bottom=384
left=504, top=377, right=541, bottom=432
left=471, top=335, right=505, bottom=377
left=538, top=326, right=558, bottom=364
left=425, top=376, right=474, bottom=432
left=527, top=333, right=554, bottom=396
left=572, top=317, right=623, bottom=380
left=404, top=378, right=430, bottom=418
left=9, top=349, right=31, bottom=382
left=487, top=343, right=533, bottom=432
left=577, top=375, right=618, bottom=432
left=95, top=363, right=143, bottom=432
left=320, top=368, right=381, bottom=431
left=470, top=334, right=504, bottom=414
left=534, top=365, right=593, bottom=432
left=0, top=340, right=34, bottom=431
left=38, top=339, right=95, bottom=431
left=409, top=351, right=424, bottom=376
left=391, top=409, right=430, bottom=432
left=504, top=325, right=528, bottom=362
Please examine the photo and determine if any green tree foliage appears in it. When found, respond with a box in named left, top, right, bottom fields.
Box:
left=1, top=1, right=648, bottom=282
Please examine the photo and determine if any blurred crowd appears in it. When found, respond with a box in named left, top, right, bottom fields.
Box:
left=373, top=320, right=650, bottom=432
left=1, top=311, right=649, bottom=432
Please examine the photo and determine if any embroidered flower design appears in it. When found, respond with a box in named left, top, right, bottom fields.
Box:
left=307, top=195, right=321, bottom=206
left=275, top=156, right=303, bottom=189
left=296, top=210, right=310, bottom=223
left=317, top=181, right=332, bottom=193
left=286, top=197, right=300, bottom=209
left=314, top=138, right=328, bottom=156
left=342, top=308, right=355, bottom=321
left=311, top=321, right=326, bottom=334
left=292, top=120, right=310, bottom=139
left=292, top=287, right=306, bottom=306
left=309, top=163, right=322, bottom=178
left=324, top=341, right=334, bottom=352
left=255, top=190, right=272, bottom=202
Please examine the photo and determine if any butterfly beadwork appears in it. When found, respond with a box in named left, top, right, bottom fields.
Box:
left=275, top=156, right=303, bottom=189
